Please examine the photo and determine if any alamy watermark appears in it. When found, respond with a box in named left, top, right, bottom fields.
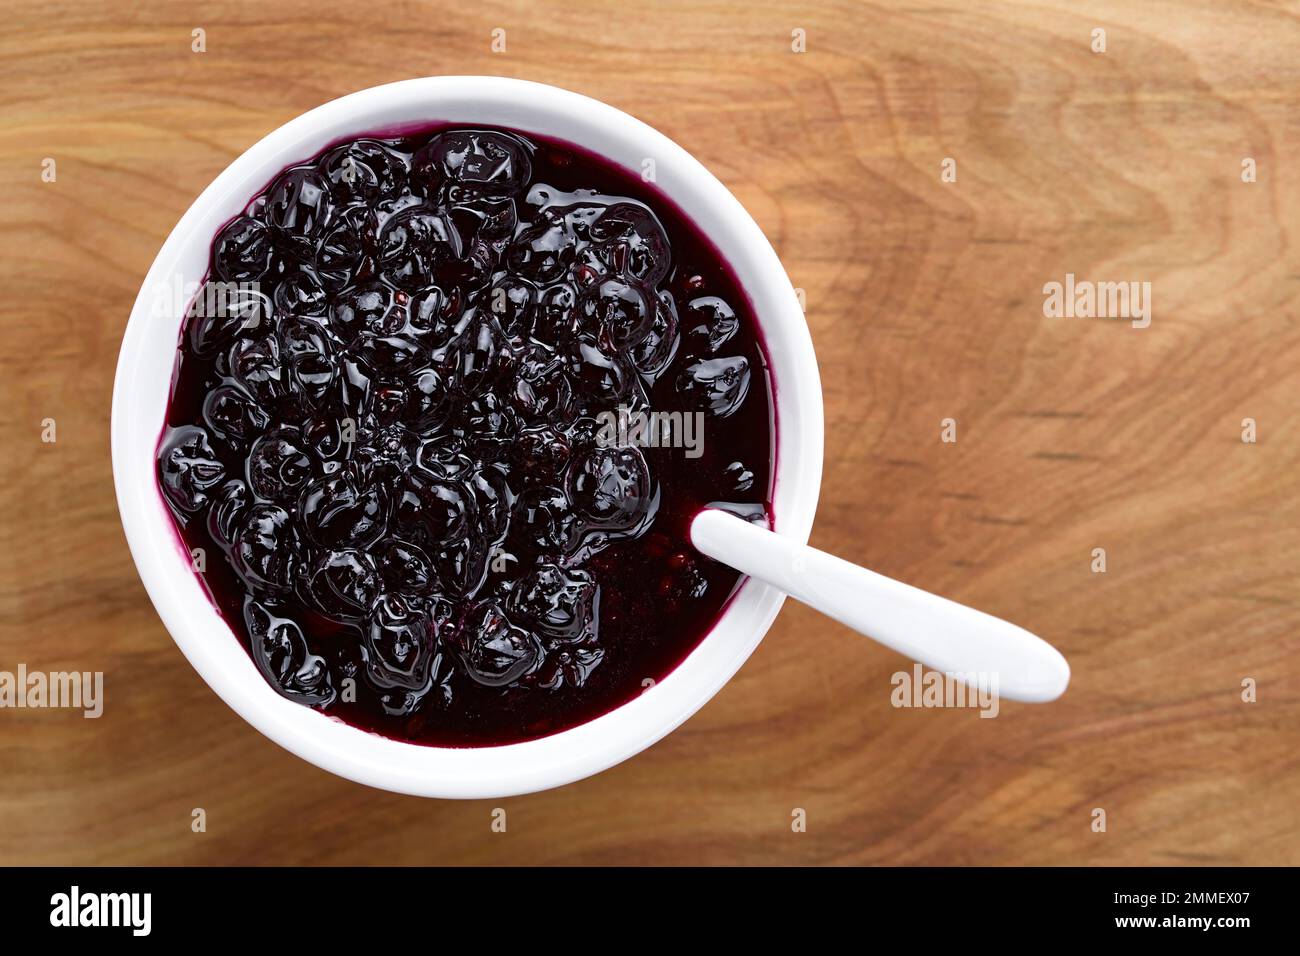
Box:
left=1043, top=273, right=1151, bottom=329
left=149, top=273, right=266, bottom=326
left=0, top=665, right=103, bottom=718
left=891, top=664, right=999, bottom=718
left=595, top=404, right=705, bottom=459
left=50, top=886, right=150, bottom=936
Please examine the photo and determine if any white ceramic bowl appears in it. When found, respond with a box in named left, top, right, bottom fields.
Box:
left=112, top=77, right=823, bottom=798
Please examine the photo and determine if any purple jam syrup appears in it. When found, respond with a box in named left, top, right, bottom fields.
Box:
left=156, top=124, right=774, bottom=746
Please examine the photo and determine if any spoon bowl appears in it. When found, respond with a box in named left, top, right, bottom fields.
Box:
left=690, top=508, right=1070, bottom=703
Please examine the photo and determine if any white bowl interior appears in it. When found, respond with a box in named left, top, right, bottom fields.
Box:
left=112, top=77, right=823, bottom=798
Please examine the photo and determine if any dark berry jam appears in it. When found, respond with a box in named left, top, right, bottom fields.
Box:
left=156, top=125, right=773, bottom=746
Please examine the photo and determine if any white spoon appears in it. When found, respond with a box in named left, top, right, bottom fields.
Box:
left=690, top=508, right=1070, bottom=703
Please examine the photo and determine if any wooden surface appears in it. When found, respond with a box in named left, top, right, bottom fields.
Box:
left=2, top=0, right=1299, bottom=866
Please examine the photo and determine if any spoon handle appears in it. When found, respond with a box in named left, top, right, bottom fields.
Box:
left=690, top=508, right=1070, bottom=703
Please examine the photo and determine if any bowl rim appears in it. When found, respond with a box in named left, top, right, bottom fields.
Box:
left=111, top=76, right=823, bottom=798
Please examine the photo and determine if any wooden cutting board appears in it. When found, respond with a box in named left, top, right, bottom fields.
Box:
left=1, top=0, right=1297, bottom=865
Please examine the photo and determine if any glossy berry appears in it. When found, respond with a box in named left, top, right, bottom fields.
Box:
left=274, top=270, right=328, bottom=317
left=248, top=428, right=313, bottom=503
left=511, top=485, right=577, bottom=554
left=319, top=139, right=408, bottom=205
left=213, top=216, right=273, bottom=282
left=725, top=460, right=756, bottom=493
left=586, top=202, right=671, bottom=285
left=394, top=471, right=474, bottom=545
left=676, top=355, right=751, bottom=418
left=316, top=207, right=377, bottom=289
left=305, top=549, right=380, bottom=620
left=510, top=563, right=599, bottom=643
left=203, top=384, right=269, bottom=445
left=206, top=479, right=250, bottom=548
left=280, top=316, right=337, bottom=405
left=245, top=599, right=335, bottom=706
left=458, top=604, right=542, bottom=687
left=159, top=425, right=225, bottom=513
left=630, top=292, right=680, bottom=378
left=332, top=284, right=401, bottom=340
left=187, top=281, right=260, bottom=357
left=265, top=167, right=334, bottom=260
left=506, top=218, right=575, bottom=285
left=366, top=593, right=437, bottom=691
left=379, top=206, right=461, bottom=291
left=378, top=539, right=436, bottom=596
left=684, top=296, right=739, bottom=353
left=298, top=469, right=386, bottom=550
left=230, top=333, right=284, bottom=407
left=578, top=276, right=656, bottom=349
left=230, top=503, right=297, bottom=593
left=567, top=445, right=652, bottom=533
left=413, top=130, right=532, bottom=199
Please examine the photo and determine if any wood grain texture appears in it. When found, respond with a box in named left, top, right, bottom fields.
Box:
left=1, top=0, right=1298, bottom=865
